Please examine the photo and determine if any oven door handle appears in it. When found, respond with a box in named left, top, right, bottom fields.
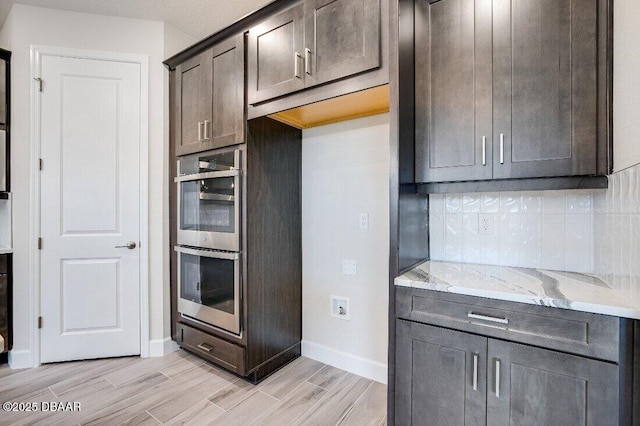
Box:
left=174, top=246, right=240, bottom=260
left=174, top=169, right=240, bottom=183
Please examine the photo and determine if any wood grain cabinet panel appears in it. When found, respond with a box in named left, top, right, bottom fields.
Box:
left=396, top=319, right=621, bottom=426
left=493, top=0, right=598, bottom=179
left=248, top=4, right=306, bottom=104
left=415, top=0, right=606, bottom=183
left=487, top=340, right=619, bottom=425
left=0, top=59, right=6, bottom=125
left=248, top=0, right=381, bottom=105
left=303, top=0, right=380, bottom=87
left=396, top=320, right=487, bottom=426
left=175, top=34, right=244, bottom=156
left=415, top=0, right=492, bottom=182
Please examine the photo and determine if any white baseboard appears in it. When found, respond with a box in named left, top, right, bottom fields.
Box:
left=148, top=337, right=180, bottom=357
left=8, top=350, right=33, bottom=369
left=301, top=340, right=387, bottom=384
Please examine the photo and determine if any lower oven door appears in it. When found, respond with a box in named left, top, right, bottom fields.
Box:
left=175, top=246, right=241, bottom=335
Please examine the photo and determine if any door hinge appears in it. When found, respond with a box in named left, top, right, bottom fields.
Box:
left=39, top=158, right=43, bottom=171
left=34, top=77, right=43, bottom=92
left=37, top=237, right=42, bottom=250
left=38, top=317, right=43, bottom=329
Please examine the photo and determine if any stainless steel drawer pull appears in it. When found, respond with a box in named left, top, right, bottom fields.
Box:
left=197, top=121, right=203, bottom=141
left=468, top=312, right=509, bottom=325
left=472, top=353, right=478, bottom=391
left=197, top=343, right=213, bottom=352
left=495, top=359, right=501, bottom=398
left=482, top=136, right=487, bottom=166
left=294, top=52, right=302, bottom=79
left=499, top=133, right=505, bottom=164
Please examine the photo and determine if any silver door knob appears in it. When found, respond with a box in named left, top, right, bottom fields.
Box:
left=115, top=241, right=137, bottom=249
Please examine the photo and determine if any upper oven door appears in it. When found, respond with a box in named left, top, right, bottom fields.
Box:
left=175, top=150, right=241, bottom=251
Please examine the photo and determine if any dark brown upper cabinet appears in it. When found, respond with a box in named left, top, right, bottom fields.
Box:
left=416, top=0, right=607, bottom=184
left=0, top=58, right=6, bottom=125
left=175, top=34, right=244, bottom=156
left=247, top=4, right=306, bottom=105
left=248, top=0, right=381, bottom=105
left=415, top=0, right=492, bottom=183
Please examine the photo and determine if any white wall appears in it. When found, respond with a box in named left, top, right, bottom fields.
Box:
left=301, top=114, right=389, bottom=383
left=613, top=0, right=640, bottom=172
left=0, top=4, right=177, bottom=366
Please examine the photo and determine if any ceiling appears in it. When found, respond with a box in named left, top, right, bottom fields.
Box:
left=0, top=0, right=274, bottom=40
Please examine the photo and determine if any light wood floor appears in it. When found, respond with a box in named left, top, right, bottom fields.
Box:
left=0, top=349, right=387, bottom=426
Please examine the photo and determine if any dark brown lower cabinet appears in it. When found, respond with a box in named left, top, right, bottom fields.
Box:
left=396, top=319, right=623, bottom=426
left=0, top=254, right=10, bottom=362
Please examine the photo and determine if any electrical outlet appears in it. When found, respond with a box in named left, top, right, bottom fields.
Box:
left=358, top=213, right=369, bottom=230
left=330, top=295, right=350, bottom=320
left=342, top=259, right=357, bottom=276
left=479, top=213, right=495, bottom=235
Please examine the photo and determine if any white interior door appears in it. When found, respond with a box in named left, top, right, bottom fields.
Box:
left=39, top=54, right=142, bottom=363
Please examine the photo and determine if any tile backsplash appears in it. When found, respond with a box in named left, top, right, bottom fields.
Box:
left=593, top=163, right=640, bottom=291
left=429, top=190, right=596, bottom=272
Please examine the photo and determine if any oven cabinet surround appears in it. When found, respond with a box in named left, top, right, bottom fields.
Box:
left=174, top=33, right=244, bottom=156
left=395, top=288, right=634, bottom=425
left=170, top=117, right=302, bottom=383
left=248, top=0, right=381, bottom=105
left=415, top=0, right=611, bottom=184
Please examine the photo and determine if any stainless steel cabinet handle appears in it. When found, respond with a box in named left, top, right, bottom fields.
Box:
left=197, top=121, right=203, bottom=141
left=495, top=359, right=501, bottom=398
left=305, top=48, right=311, bottom=75
left=499, top=133, right=505, bottom=164
left=482, top=136, right=487, bottom=166
left=197, top=343, right=213, bottom=352
left=294, top=52, right=302, bottom=78
left=468, top=312, right=509, bottom=324
left=204, top=120, right=210, bottom=140
left=115, top=241, right=137, bottom=250
left=472, top=353, right=478, bottom=391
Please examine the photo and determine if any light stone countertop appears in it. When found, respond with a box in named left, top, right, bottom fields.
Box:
left=395, top=260, right=640, bottom=319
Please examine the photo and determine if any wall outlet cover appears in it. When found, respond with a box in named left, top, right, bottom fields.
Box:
left=479, top=213, right=495, bottom=235
left=359, top=213, right=369, bottom=230
left=342, top=259, right=357, bottom=275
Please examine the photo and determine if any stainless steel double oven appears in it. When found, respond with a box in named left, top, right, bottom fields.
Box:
left=175, top=148, right=242, bottom=334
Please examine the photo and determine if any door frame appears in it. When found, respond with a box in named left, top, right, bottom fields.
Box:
left=29, top=45, right=150, bottom=367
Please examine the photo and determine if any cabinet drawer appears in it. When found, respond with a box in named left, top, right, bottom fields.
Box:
left=396, top=287, right=621, bottom=362
left=177, top=323, right=245, bottom=375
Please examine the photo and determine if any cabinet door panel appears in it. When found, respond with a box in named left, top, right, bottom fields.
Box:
left=396, top=320, right=487, bottom=426
left=487, top=339, right=619, bottom=425
left=176, top=53, right=211, bottom=156
left=304, top=0, right=380, bottom=87
left=415, top=0, right=492, bottom=183
left=0, top=273, right=7, bottom=353
left=493, top=0, right=597, bottom=179
left=209, top=35, right=244, bottom=149
left=248, top=4, right=305, bottom=104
